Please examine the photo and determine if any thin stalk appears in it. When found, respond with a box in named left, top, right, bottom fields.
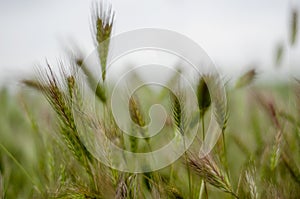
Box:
left=231, top=192, right=240, bottom=199
left=222, top=130, right=229, bottom=177
left=198, top=179, right=208, bottom=199
left=222, top=131, right=226, bottom=156
left=183, top=136, right=193, bottom=198
left=202, top=112, right=205, bottom=140
left=222, top=131, right=236, bottom=199
left=199, top=112, right=208, bottom=199
left=0, top=143, right=41, bottom=193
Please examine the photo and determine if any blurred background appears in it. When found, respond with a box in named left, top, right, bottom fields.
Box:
left=0, top=0, right=300, bottom=86
left=1, top=1, right=300, bottom=198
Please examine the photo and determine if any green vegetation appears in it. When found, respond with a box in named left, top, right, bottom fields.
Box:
left=2, top=80, right=300, bottom=198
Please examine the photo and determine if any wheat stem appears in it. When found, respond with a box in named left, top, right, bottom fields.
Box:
left=0, top=143, right=41, bottom=193
left=199, top=112, right=208, bottom=199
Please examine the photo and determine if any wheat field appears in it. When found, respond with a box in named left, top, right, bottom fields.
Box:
left=0, top=1, right=299, bottom=199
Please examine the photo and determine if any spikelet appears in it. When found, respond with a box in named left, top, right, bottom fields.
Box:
left=203, top=74, right=228, bottom=130
left=290, top=9, right=298, bottom=46
left=170, top=91, right=187, bottom=136
left=188, top=153, right=237, bottom=197
left=66, top=75, right=75, bottom=101
left=25, top=62, right=94, bottom=174
left=270, top=130, right=282, bottom=171
left=244, top=166, right=258, bottom=199
left=165, top=185, right=183, bottom=199
left=197, top=77, right=211, bottom=116
left=254, top=92, right=280, bottom=129
left=129, top=95, right=145, bottom=127
left=91, top=0, right=115, bottom=81
left=275, top=43, right=284, bottom=66
left=116, top=176, right=128, bottom=199
left=22, top=79, right=47, bottom=91
left=235, top=69, right=256, bottom=88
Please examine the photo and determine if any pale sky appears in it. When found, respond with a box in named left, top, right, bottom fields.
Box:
left=0, top=0, right=299, bottom=85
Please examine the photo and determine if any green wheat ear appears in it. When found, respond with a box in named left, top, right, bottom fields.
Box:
left=188, top=153, right=238, bottom=198
left=25, top=63, right=94, bottom=175
left=91, top=1, right=115, bottom=82
left=290, top=8, right=298, bottom=46
left=235, top=69, right=256, bottom=89
left=170, top=91, right=185, bottom=135
left=275, top=43, right=284, bottom=66
left=129, top=95, right=146, bottom=127
left=165, top=186, right=183, bottom=199
left=197, top=76, right=211, bottom=116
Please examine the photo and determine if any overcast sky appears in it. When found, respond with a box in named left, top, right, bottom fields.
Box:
left=0, top=0, right=299, bottom=84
